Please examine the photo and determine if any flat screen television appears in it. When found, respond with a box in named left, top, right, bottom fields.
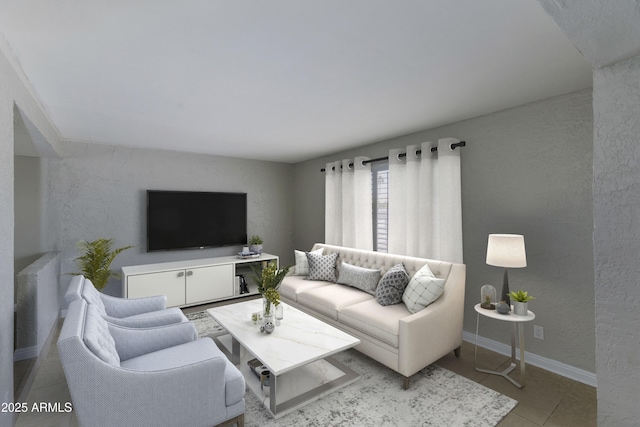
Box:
left=147, top=190, right=247, bottom=252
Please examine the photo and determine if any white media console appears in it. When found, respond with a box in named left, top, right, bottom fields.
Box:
left=121, top=253, right=279, bottom=308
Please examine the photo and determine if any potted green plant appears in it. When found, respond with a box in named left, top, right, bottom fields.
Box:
left=249, top=235, right=264, bottom=254
left=250, top=261, right=290, bottom=319
left=68, top=238, right=133, bottom=291
left=509, top=289, right=535, bottom=316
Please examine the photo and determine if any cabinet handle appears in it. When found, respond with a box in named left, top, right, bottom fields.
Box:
left=187, top=271, right=193, bottom=276
left=177, top=271, right=184, bottom=277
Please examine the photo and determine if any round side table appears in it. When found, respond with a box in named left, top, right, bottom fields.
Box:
left=474, top=303, right=535, bottom=388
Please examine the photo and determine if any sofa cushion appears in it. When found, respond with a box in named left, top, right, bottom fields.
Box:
left=337, top=262, right=381, bottom=296
left=339, top=299, right=411, bottom=348
left=402, top=263, right=446, bottom=313
left=121, top=337, right=222, bottom=370
left=83, top=305, right=120, bottom=366
left=306, top=252, right=339, bottom=282
left=375, top=264, right=410, bottom=306
left=104, top=307, right=187, bottom=328
left=280, top=275, right=332, bottom=302
left=292, top=248, right=323, bottom=275
left=297, top=284, right=374, bottom=320
left=120, top=338, right=244, bottom=406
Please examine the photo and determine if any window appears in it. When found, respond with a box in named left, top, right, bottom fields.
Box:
left=371, top=161, right=389, bottom=252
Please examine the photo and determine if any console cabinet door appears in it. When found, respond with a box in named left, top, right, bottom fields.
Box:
left=185, top=264, right=234, bottom=305
left=127, top=270, right=186, bottom=308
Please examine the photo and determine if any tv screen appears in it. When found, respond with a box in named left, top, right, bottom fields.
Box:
left=147, top=190, right=247, bottom=252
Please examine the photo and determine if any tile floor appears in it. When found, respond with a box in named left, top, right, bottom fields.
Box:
left=14, top=310, right=597, bottom=427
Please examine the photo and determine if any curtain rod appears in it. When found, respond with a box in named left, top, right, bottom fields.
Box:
left=320, top=140, right=466, bottom=172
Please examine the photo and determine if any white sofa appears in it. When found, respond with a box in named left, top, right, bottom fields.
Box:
left=280, top=243, right=466, bottom=389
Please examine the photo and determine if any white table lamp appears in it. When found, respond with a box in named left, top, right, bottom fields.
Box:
left=486, top=234, right=527, bottom=307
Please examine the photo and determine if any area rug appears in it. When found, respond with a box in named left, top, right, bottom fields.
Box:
left=185, top=310, right=227, bottom=337
left=188, top=310, right=518, bottom=426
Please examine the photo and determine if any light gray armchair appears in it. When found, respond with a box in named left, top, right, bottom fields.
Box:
left=58, top=299, right=245, bottom=427
left=65, top=275, right=188, bottom=327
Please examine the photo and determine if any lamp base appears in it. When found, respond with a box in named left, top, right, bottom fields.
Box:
left=500, top=268, right=511, bottom=308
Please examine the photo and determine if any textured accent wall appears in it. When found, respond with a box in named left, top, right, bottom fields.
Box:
left=0, top=58, right=15, bottom=425
left=47, top=141, right=295, bottom=296
left=593, top=55, right=640, bottom=425
left=14, top=156, right=47, bottom=273
left=0, top=42, right=62, bottom=424
left=293, top=89, right=595, bottom=372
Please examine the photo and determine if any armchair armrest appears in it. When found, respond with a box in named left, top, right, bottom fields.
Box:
left=101, top=293, right=167, bottom=318
left=64, top=276, right=84, bottom=307
left=109, top=321, right=198, bottom=361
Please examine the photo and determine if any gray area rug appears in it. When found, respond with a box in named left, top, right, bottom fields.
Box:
left=188, top=310, right=517, bottom=426
left=185, top=310, right=227, bottom=337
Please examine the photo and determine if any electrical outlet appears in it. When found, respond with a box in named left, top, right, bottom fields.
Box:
left=533, top=325, right=544, bottom=340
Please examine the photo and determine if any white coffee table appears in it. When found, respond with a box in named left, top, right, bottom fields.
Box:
left=207, top=299, right=361, bottom=418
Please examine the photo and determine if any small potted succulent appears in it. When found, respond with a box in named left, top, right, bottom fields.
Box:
left=509, top=289, right=535, bottom=316
left=249, top=235, right=263, bottom=254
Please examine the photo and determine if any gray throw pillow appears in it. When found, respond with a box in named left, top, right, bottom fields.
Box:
left=337, top=262, right=381, bottom=295
left=306, top=252, right=339, bottom=282
left=375, top=263, right=410, bottom=306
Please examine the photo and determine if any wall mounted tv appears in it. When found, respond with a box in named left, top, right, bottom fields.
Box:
left=147, top=190, right=247, bottom=252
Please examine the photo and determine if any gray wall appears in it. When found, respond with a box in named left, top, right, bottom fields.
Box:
left=593, top=54, right=640, bottom=425
left=293, top=89, right=595, bottom=373
left=47, top=141, right=296, bottom=296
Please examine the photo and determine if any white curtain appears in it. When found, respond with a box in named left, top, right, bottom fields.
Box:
left=388, top=138, right=463, bottom=263
left=325, top=157, right=373, bottom=250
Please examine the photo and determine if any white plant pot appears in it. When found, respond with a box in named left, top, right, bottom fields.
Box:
left=513, top=301, right=528, bottom=316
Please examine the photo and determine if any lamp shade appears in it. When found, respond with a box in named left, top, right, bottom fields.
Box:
left=486, top=234, right=527, bottom=268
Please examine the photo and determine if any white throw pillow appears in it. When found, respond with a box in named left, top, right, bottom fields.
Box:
left=402, top=263, right=446, bottom=313
left=292, top=248, right=323, bottom=275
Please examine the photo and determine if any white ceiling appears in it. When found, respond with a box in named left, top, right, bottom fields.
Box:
left=1, top=0, right=591, bottom=163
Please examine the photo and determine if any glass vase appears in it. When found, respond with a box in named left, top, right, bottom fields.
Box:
left=262, top=297, right=272, bottom=318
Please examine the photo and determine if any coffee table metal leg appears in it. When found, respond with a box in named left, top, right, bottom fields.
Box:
left=231, top=337, right=241, bottom=365
left=270, top=374, right=277, bottom=414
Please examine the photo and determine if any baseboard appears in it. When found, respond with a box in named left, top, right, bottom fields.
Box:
left=13, top=314, right=62, bottom=362
left=13, top=346, right=38, bottom=361
left=463, top=331, right=597, bottom=388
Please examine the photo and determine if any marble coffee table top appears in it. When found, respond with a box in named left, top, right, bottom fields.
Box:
left=207, top=299, right=360, bottom=375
